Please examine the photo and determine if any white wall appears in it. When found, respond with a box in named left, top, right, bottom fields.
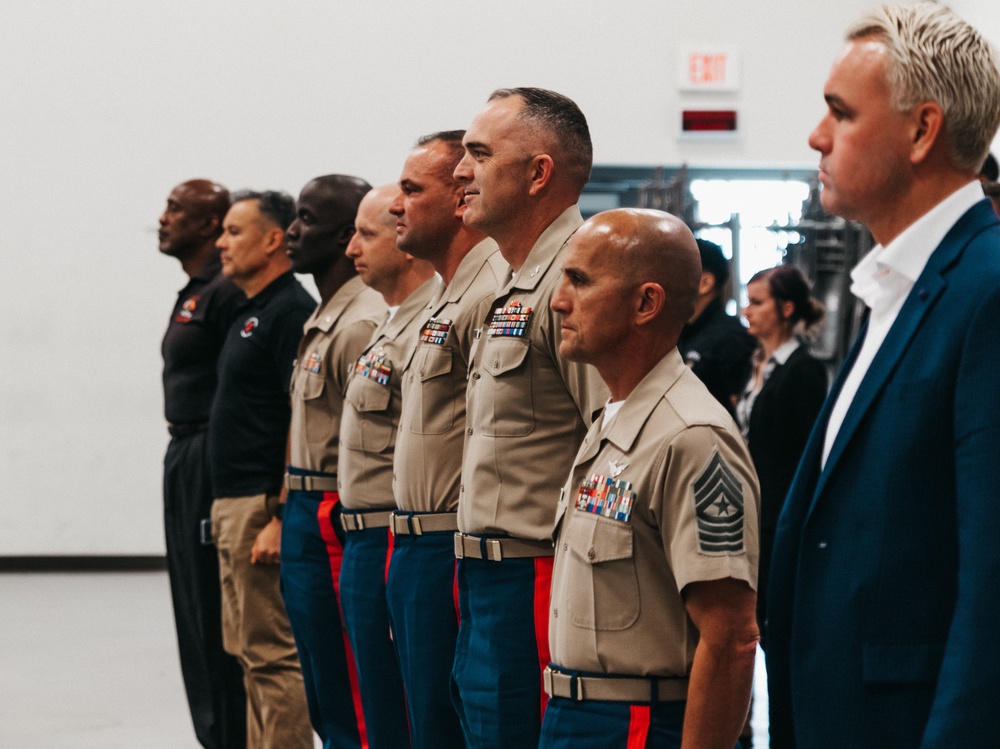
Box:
left=0, top=0, right=995, bottom=555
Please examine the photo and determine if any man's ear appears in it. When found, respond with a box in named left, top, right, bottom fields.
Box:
left=636, top=282, right=665, bottom=326
left=698, top=271, right=716, bottom=297
left=197, top=215, right=220, bottom=240
left=909, top=101, right=944, bottom=165
left=527, top=154, right=555, bottom=197
left=336, top=224, right=356, bottom=249
left=453, top=185, right=467, bottom=219
left=263, top=226, right=285, bottom=256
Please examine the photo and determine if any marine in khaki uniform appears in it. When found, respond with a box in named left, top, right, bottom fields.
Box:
left=384, top=130, right=505, bottom=749
left=451, top=87, right=610, bottom=749
left=541, top=209, right=761, bottom=749
left=337, top=184, right=437, bottom=749
left=279, top=175, right=385, bottom=749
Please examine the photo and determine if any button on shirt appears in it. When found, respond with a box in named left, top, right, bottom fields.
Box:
left=393, top=239, right=505, bottom=513
left=458, top=206, right=610, bottom=541
left=822, top=181, right=985, bottom=466
left=338, top=278, right=438, bottom=511
left=549, top=349, right=760, bottom=676
left=288, top=276, right=386, bottom=472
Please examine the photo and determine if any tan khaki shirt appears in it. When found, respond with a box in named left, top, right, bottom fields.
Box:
left=288, top=276, right=386, bottom=472
left=338, top=277, right=438, bottom=510
left=393, top=240, right=506, bottom=513
left=458, top=206, right=610, bottom=540
left=549, top=349, right=760, bottom=676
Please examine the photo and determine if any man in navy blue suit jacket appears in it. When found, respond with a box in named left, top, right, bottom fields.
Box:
left=766, top=4, right=1000, bottom=748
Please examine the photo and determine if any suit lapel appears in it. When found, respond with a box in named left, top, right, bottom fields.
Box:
left=805, top=200, right=997, bottom=521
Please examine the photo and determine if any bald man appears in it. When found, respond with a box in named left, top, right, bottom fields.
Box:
left=280, top=175, right=385, bottom=749
left=159, top=179, right=247, bottom=749
left=337, top=185, right=437, bottom=748
left=542, top=209, right=760, bottom=749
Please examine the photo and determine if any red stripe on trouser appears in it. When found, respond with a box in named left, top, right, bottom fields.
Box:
left=385, top=527, right=394, bottom=585
left=318, top=492, right=370, bottom=749
left=533, top=556, right=554, bottom=720
left=453, top=559, right=460, bottom=624
left=627, top=704, right=651, bottom=748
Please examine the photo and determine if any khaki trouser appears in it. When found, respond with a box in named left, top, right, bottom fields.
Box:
left=212, top=494, right=313, bottom=749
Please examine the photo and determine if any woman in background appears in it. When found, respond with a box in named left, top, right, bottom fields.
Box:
left=737, top=264, right=827, bottom=647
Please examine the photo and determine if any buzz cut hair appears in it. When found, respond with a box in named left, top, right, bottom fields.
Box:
left=488, top=87, right=593, bottom=191
left=415, top=130, right=467, bottom=180
left=231, top=190, right=297, bottom=231
left=847, top=2, right=1000, bottom=173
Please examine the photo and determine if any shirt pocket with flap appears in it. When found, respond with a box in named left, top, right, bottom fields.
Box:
left=408, top=345, right=454, bottom=436
left=481, top=337, right=534, bottom=437
left=343, top=376, right=393, bottom=452
left=561, top=510, right=640, bottom=631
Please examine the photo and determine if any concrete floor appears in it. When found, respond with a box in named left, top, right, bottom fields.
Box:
left=0, top=571, right=769, bottom=748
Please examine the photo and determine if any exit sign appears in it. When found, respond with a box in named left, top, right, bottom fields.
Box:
left=678, top=46, right=740, bottom=91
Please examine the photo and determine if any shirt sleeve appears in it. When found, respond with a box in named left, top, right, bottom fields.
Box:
left=657, top=424, right=761, bottom=593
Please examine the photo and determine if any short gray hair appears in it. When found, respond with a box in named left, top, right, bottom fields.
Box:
left=847, top=2, right=1000, bottom=173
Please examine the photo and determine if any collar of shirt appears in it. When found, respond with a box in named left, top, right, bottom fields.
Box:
left=501, top=204, right=583, bottom=294
left=850, top=181, right=984, bottom=311
left=241, top=270, right=296, bottom=310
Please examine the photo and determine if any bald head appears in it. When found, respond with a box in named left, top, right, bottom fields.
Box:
left=346, top=184, right=410, bottom=297
left=158, top=179, right=230, bottom=260
left=551, top=209, right=700, bottom=394
left=286, top=174, right=372, bottom=276
left=591, top=208, right=702, bottom=330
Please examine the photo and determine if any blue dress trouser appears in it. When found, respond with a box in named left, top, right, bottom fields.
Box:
left=339, top=512, right=410, bottom=749
left=539, top=694, right=686, bottom=749
left=280, top=467, right=364, bottom=749
left=452, top=555, right=553, bottom=749
left=385, top=528, right=464, bottom=749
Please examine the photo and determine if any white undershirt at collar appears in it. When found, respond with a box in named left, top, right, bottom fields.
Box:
left=821, top=181, right=984, bottom=467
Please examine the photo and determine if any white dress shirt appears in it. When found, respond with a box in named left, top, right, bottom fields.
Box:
left=821, top=181, right=985, bottom=467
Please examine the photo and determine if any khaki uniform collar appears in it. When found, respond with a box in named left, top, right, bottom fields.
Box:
left=576, top=349, right=687, bottom=464
left=500, top=205, right=583, bottom=295
left=307, top=275, right=370, bottom=333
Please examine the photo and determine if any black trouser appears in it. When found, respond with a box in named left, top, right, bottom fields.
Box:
left=164, top=431, right=246, bottom=749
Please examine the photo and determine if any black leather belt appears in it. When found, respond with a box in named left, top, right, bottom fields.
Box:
left=543, top=666, right=689, bottom=703
left=168, top=422, right=208, bottom=439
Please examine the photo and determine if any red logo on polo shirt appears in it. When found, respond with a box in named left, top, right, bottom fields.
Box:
left=175, top=295, right=199, bottom=323
left=240, top=317, right=259, bottom=338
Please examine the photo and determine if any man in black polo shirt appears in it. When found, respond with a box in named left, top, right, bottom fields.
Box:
left=678, top=238, right=755, bottom=417
left=209, top=190, right=315, bottom=749
left=159, top=178, right=247, bottom=749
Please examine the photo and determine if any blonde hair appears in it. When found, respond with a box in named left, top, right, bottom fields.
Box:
left=847, top=2, right=1000, bottom=173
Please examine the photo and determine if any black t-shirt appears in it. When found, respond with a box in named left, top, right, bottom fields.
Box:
left=678, top=297, right=755, bottom=417
left=161, top=253, right=245, bottom=426
left=209, top=272, right=315, bottom=497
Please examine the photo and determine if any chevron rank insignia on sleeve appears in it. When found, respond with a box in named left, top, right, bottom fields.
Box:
left=692, top=448, right=745, bottom=554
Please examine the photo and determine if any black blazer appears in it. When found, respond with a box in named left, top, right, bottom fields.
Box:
left=745, top=344, right=828, bottom=541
